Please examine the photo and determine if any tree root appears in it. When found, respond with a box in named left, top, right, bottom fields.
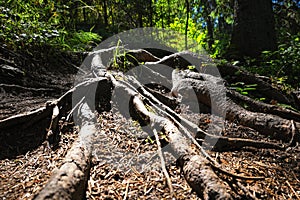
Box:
left=34, top=103, right=95, bottom=200
left=171, top=71, right=300, bottom=143
left=3, top=48, right=300, bottom=199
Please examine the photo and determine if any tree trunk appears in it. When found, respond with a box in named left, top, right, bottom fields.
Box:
left=103, top=0, right=108, bottom=26
left=185, top=0, right=190, bottom=50
left=167, top=0, right=171, bottom=25
left=110, top=2, right=115, bottom=27
left=206, top=16, right=214, bottom=50
left=136, top=0, right=143, bottom=27
left=83, top=8, right=87, bottom=23
left=229, top=0, right=277, bottom=58
left=149, top=0, right=153, bottom=26
left=202, top=0, right=216, bottom=50
left=161, top=6, right=164, bottom=28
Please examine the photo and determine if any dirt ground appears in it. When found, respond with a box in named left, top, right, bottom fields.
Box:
left=0, top=48, right=299, bottom=199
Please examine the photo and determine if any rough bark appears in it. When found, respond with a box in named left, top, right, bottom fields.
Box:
left=3, top=48, right=299, bottom=199
left=227, top=89, right=300, bottom=122
left=172, top=70, right=300, bottom=142
left=121, top=82, right=233, bottom=199
left=142, top=50, right=299, bottom=110
left=177, top=154, right=233, bottom=200
left=34, top=103, right=95, bottom=200
left=102, top=0, right=108, bottom=26
left=229, top=0, right=277, bottom=58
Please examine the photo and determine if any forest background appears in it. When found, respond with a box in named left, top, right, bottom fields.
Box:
left=0, top=0, right=299, bottom=90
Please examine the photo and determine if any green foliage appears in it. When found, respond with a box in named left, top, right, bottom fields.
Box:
left=0, top=2, right=63, bottom=49
left=145, top=136, right=155, bottom=144
left=229, top=82, right=258, bottom=96
left=277, top=103, right=298, bottom=112
left=0, top=1, right=101, bottom=51
left=110, top=40, right=140, bottom=72
left=187, top=65, right=196, bottom=70
left=210, top=33, right=231, bottom=58
left=64, top=29, right=102, bottom=51
left=0, top=0, right=233, bottom=57
left=242, top=34, right=299, bottom=91
left=1, top=0, right=298, bottom=65
left=260, top=35, right=300, bottom=88
left=168, top=17, right=206, bottom=51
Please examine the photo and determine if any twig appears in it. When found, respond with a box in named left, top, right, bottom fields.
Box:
left=235, top=181, right=259, bottom=200
left=153, top=128, right=174, bottom=196
left=286, top=180, right=300, bottom=200
left=287, top=120, right=297, bottom=147
left=123, top=181, right=129, bottom=200
left=0, top=84, right=55, bottom=92
left=128, top=76, right=265, bottom=180
left=66, top=96, right=85, bottom=121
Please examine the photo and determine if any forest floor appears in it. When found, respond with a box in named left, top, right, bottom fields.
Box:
left=0, top=48, right=299, bottom=199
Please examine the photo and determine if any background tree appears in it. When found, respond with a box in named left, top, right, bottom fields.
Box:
left=228, top=0, right=277, bottom=58
left=0, top=0, right=299, bottom=85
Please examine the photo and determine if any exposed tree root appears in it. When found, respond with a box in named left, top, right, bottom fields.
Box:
left=216, top=63, right=300, bottom=110
left=131, top=93, right=233, bottom=199
left=34, top=103, right=95, bottom=200
left=127, top=75, right=285, bottom=151
left=141, top=50, right=300, bottom=110
left=2, top=48, right=300, bottom=199
left=112, top=76, right=268, bottom=198
left=227, top=89, right=300, bottom=122
left=171, top=70, right=300, bottom=143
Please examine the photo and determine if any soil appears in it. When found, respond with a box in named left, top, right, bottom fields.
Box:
left=0, top=47, right=299, bottom=199
left=0, top=46, right=77, bottom=120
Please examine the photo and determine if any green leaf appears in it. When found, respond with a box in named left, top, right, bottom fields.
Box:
left=188, top=65, right=195, bottom=70
left=231, top=82, right=245, bottom=86
left=243, top=87, right=256, bottom=91
left=232, top=61, right=240, bottom=66
left=245, top=84, right=257, bottom=87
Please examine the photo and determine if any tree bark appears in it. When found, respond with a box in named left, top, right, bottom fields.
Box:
left=7, top=48, right=299, bottom=199
left=136, top=0, right=143, bottom=27
left=103, top=0, right=108, bottom=26
left=229, top=0, right=277, bottom=58
left=185, top=0, right=190, bottom=50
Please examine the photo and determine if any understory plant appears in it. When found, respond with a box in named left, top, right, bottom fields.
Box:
left=249, top=35, right=300, bottom=89
left=0, top=1, right=101, bottom=52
